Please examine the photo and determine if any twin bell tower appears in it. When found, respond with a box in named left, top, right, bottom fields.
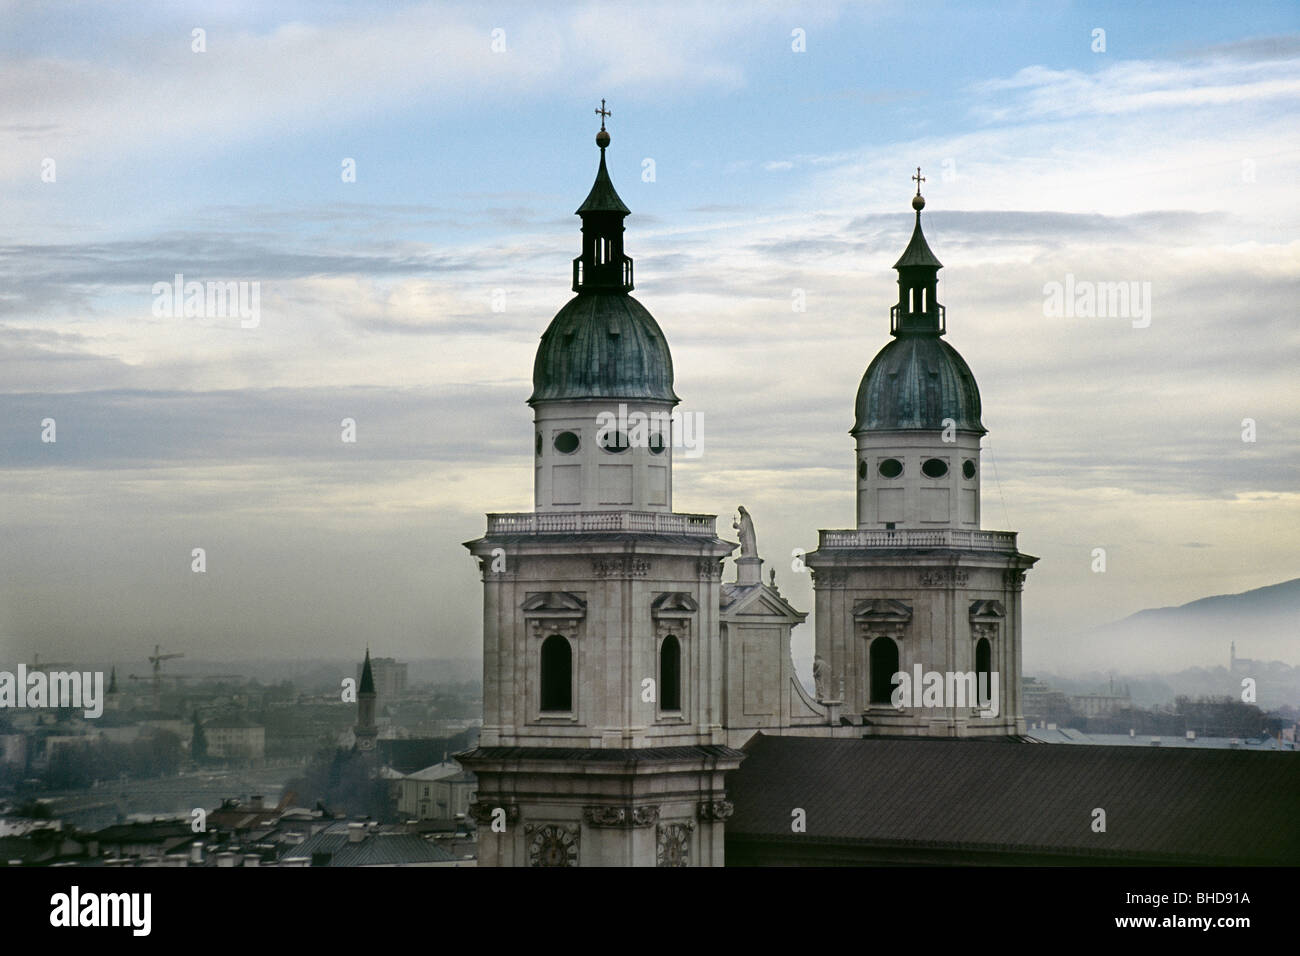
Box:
left=458, top=107, right=1036, bottom=867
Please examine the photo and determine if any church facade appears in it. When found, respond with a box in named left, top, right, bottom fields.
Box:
left=457, top=112, right=1035, bottom=866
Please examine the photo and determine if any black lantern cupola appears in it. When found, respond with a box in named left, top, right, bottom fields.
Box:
left=573, top=99, right=634, bottom=293
left=891, top=167, right=945, bottom=335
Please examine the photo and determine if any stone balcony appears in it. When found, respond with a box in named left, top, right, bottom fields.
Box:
left=817, top=528, right=1018, bottom=551
left=486, top=511, right=718, bottom=536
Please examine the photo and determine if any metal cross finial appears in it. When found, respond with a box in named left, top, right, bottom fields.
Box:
left=595, top=99, right=611, bottom=131
left=912, top=166, right=925, bottom=196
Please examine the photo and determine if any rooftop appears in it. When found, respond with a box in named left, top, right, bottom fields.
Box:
left=726, top=734, right=1300, bottom=865
left=404, top=761, right=473, bottom=783
left=290, top=828, right=457, bottom=867
left=1027, top=727, right=1297, bottom=751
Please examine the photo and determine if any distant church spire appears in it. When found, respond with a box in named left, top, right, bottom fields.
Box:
left=355, top=647, right=377, bottom=752
left=573, top=99, right=633, bottom=292
left=359, top=646, right=375, bottom=695
left=891, top=167, right=945, bottom=336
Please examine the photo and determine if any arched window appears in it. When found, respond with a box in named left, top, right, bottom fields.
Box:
left=660, top=635, right=681, bottom=711
left=540, top=635, right=572, bottom=712
left=869, top=637, right=899, bottom=705
left=975, top=638, right=992, bottom=704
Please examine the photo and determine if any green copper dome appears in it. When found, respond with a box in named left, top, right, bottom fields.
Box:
left=530, top=292, right=678, bottom=404
left=853, top=335, right=983, bottom=434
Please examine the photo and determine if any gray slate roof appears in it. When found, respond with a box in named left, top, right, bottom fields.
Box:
left=726, top=734, right=1300, bottom=864
left=291, top=830, right=456, bottom=866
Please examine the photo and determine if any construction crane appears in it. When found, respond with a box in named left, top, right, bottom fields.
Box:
left=149, top=644, right=183, bottom=673
left=128, top=649, right=242, bottom=712
left=127, top=644, right=184, bottom=712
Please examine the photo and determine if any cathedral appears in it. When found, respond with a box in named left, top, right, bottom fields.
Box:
left=455, top=106, right=1039, bottom=867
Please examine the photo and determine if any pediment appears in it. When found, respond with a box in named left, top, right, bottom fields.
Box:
left=720, top=584, right=807, bottom=623
left=852, top=599, right=913, bottom=624
left=521, top=591, right=587, bottom=616
left=651, top=592, right=699, bottom=617
left=969, top=600, right=1006, bottom=621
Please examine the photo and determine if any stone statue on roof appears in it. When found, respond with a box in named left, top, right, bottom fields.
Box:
left=733, top=505, right=757, bottom=558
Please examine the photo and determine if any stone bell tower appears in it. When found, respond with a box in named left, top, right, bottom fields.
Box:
left=805, top=171, right=1037, bottom=737
left=354, top=647, right=378, bottom=753
left=458, top=104, right=744, bottom=867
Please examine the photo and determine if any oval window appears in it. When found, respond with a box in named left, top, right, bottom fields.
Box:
left=600, top=431, right=630, bottom=453
left=922, top=458, right=948, bottom=478
left=649, top=432, right=666, bottom=455
left=553, top=431, right=580, bottom=454
left=878, top=458, right=903, bottom=479
left=858, top=460, right=868, bottom=481
left=962, top=459, right=976, bottom=480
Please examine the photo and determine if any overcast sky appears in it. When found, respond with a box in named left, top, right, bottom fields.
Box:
left=1, top=0, right=1297, bottom=678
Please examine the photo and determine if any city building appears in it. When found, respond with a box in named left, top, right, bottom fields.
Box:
left=1071, top=691, right=1133, bottom=717
left=202, top=713, right=265, bottom=761
left=394, top=761, right=477, bottom=821
left=0, top=734, right=26, bottom=769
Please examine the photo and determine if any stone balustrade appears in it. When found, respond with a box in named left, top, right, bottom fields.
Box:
left=486, top=511, right=717, bottom=536
left=818, top=528, right=1018, bottom=551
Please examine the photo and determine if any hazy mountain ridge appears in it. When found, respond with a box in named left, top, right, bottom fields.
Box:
left=1122, top=577, right=1300, bottom=623
left=1067, top=577, right=1300, bottom=675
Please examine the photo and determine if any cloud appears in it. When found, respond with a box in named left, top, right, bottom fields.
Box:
left=970, top=56, right=1300, bottom=122
left=0, top=386, right=527, bottom=469
left=0, top=1, right=836, bottom=181
left=1182, top=32, right=1300, bottom=62
left=1, top=12, right=1297, bottom=673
